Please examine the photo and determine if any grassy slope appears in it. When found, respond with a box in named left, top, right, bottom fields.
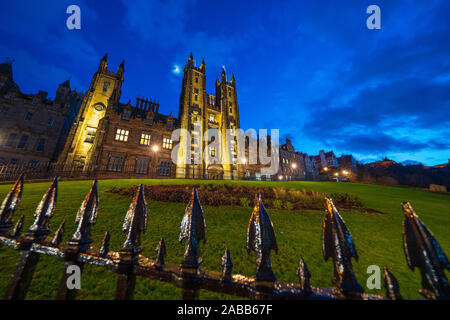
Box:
left=0, top=178, right=448, bottom=300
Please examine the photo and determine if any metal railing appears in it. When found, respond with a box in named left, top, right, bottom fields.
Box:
left=0, top=174, right=448, bottom=300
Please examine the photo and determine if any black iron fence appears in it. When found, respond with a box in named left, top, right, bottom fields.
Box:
left=0, top=175, right=448, bottom=300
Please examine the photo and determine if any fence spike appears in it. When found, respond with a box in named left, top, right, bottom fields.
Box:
left=322, top=197, right=363, bottom=294
left=296, top=256, right=311, bottom=294
left=11, top=215, right=25, bottom=238
left=383, top=266, right=402, bottom=300
left=221, top=248, right=233, bottom=281
left=121, top=184, right=147, bottom=254
left=70, top=180, right=98, bottom=246
left=51, top=220, right=65, bottom=246
left=402, top=202, right=450, bottom=299
left=99, top=231, right=110, bottom=257
left=0, top=173, right=24, bottom=231
left=155, top=237, right=166, bottom=268
left=27, top=177, right=58, bottom=237
left=247, top=193, right=278, bottom=282
left=179, top=188, right=206, bottom=269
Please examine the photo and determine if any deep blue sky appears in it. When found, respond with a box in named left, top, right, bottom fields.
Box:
left=1, top=0, right=449, bottom=165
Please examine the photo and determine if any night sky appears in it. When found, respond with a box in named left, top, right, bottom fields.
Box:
left=1, top=0, right=449, bottom=165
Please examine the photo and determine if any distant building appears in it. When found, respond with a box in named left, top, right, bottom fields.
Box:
left=312, top=150, right=338, bottom=169
left=337, top=154, right=357, bottom=169
left=0, top=61, right=83, bottom=167
left=279, top=138, right=306, bottom=180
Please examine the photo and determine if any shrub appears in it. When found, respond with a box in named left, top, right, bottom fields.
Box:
left=240, top=197, right=251, bottom=208
left=273, top=200, right=283, bottom=210
left=284, top=201, right=293, bottom=211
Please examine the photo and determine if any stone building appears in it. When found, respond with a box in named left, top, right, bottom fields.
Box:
left=58, top=54, right=178, bottom=177
left=278, top=138, right=306, bottom=180
left=175, top=53, right=244, bottom=179
left=0, top=61, right=82, bottom=168
left=312, top=149, right=338, bottom=169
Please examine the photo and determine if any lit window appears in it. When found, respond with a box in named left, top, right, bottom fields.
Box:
left=140, top=133, right=151, bottom=145
left=107, top=156, right=123, bottom=172
left=115, top=129, right=129, bottom=142
left=16, top=135, right=29, bottom=149
left=163, top=137, right=172, bottom=149
left=36, top=138, right=46, bottom=152
left=84, top=127, right=97, bottom=143
left=209, top=115, right=215, bottom=122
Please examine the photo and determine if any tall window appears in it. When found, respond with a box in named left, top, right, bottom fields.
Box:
left=47, top=116, right=54, bottom=126
left=209, top=115, right=215, bottom=122
left=16, top=135, right=29, bottom=149
left=84, top=127, right=97, bottom=143
left=107, top=156, right=123, bottom=172
left=159, top=161, right=171, bottom=176
left=24, top=112, right=33, bottom=121
left=140, top=133, right=151, bottom=145
left=115, top=129, right=129, bottom=142
left=135, top=158, right=149, bottom=174
left=5, top=133, right=18, bottom=148
left=103, top=82, right=109, bottom=92
left=36, top=138, right=46, bottom=152
left=163, top=137, right=172, bottom=149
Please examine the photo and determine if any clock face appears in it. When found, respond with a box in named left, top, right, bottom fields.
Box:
left=93, top=104, right=105, bottom=112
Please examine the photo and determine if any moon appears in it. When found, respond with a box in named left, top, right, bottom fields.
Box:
left=172, top=64, right=181, bottom=75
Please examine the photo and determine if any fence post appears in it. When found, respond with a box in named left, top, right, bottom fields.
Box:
left=115, top=184, right=147, bottom=300
left=179, top=188, right=206, bottom=300
left=247, top=194, right=278, bottom=298
left=323, top=197, right=364, bottom=297
left=56, top=180, right=98, bottom=300
left=4, top=178, right=58, bottom=300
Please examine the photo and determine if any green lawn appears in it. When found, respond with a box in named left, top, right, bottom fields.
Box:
left=0, top=178, right=449, bottom=300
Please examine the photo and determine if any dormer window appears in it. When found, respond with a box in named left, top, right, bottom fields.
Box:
left=146, top=115, right=153, bottom=126
left=167, top=121, right=174, bottom=131
left=122, top=109, right=131, bottom=120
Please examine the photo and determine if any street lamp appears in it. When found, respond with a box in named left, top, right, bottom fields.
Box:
left=291, top=163, right=297, bottom=169
left=324, top=167, right=328, bottom=171
left=278, top=175, right=283, bottom=180
left=241, top=157, right=247, bottom=164
left=342, top=170, right=348, bottom=175
left=151, top=145, right=159, bottom=177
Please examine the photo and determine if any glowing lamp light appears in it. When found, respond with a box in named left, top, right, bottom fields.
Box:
left=334, top=173, right=339, bottom=177
left=292, top=163, right=297, bottom=169
left=241, top=157, right=247, bottom=164
left=152, top=145, right=159, bottom=152
left=278, top=175, right=283, bottom=180
left=324, top=167, right=328, bottom=171
left=342, top=170, right=349, bottom=175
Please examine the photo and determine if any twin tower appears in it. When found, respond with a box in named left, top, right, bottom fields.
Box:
left=176, top=53, right=242, bottom=179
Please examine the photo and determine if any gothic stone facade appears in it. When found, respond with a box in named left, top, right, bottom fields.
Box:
left=58, top=53, right=245, bottom=179
left=0, top=61, right=82, bottom=167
